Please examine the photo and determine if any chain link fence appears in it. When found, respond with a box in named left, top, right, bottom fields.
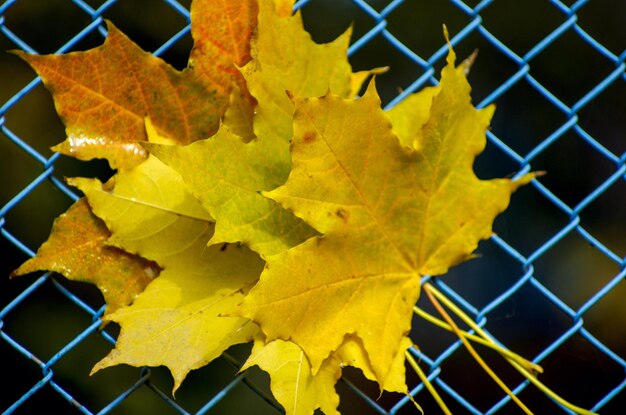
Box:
left=1, top=0, right=624, bottom=413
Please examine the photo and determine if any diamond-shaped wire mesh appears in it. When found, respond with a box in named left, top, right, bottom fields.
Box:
left=1, top=0, right=624, bottom=414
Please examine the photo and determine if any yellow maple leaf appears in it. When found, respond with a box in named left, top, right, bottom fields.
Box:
left=241, top=47, right=532, bottom=390
left=91, top=233, right=262, bottom=394
left=69, top=154, right=263, bottom=392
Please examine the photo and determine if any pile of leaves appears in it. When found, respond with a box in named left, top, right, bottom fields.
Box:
left=12, top=1, right=594, bottom=414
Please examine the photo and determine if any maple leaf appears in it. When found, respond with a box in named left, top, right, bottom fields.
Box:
left=11, top=198, right=158, bottom=314
left=240, top=47, right=533, bottom=389
left=15, top=21, right=232, bottom=169
left=69, top=154, right=263, bottom=392
left=146, top=127, right=318, bottom=257
left=147, top=0, right=366, bottom=257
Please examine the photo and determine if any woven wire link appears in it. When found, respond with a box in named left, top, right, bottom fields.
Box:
left=1, top=0, right=624, bottom=413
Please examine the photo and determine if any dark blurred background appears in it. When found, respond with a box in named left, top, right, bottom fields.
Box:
left=1, top=0, right=625, bottom=414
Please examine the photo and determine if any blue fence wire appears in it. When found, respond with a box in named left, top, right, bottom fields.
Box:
left=1, top=0, right=624, bottom=414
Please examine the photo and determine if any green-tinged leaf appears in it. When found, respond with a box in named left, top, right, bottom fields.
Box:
left=148, top=0, right=363, bottom=257
left=146, top=130, right=317, bottom=257
left=68, top=155, right=212, bottom=264
left=11, top=199, right=158, bottom=314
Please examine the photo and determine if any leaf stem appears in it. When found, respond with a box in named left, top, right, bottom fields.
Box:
left=413, top=306, right=542, bottom=374
left=423, top=282, right=597, bottom=415
left=423, top=283, right=534, bottom=415
left=504, top=357, right=597, bottom=415
left=405, top=350, right=450, bottom=415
